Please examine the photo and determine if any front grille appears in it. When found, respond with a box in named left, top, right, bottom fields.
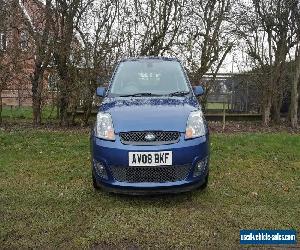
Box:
left=110, top=164, right=191, bottom=183
left=119, top=131, right=180, bottom=145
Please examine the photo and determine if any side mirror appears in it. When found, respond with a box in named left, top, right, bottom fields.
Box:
left=96, top=87, right=106, bottom=97
left=193, top=86, right=204, bottom=96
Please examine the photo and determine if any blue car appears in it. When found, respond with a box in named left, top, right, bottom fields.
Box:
left=91, top=57, right=209, bottom=194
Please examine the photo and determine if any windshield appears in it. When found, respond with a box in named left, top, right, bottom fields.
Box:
left=109, top=60, right=190, bottom=96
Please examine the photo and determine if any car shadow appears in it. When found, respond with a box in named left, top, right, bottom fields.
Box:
left=98, top=188, right=208, bottom=208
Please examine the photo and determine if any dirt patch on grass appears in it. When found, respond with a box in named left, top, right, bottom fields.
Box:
left=91, top=240, right=140, bottom=250
left=209, top=121, right=300, bottom=134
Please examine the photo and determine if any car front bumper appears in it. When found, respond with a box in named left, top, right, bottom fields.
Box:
left=91, top=131, right=209, bottom=194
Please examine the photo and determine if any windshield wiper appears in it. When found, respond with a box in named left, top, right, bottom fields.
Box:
left=167, top=91, right=190, bottom=96
left=119, top=93, right=161, bottom=97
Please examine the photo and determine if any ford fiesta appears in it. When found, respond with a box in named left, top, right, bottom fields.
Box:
left=91, top=57, right=209, bottom=194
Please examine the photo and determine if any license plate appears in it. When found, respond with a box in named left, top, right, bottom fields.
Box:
left=129, top=151, right=172, bottom=166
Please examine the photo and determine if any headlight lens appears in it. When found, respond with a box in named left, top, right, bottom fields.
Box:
left=185, top=110, right=206, bottom=139
left=95, top=112, right=115, bottom=140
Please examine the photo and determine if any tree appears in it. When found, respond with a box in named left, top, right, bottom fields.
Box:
left=234, top=1, right=272, bottom=125
left=290, top=46, right=300, bottom=128
left=254, top=0, right=297, bottom=123
left=128, top=0, right=183, bottom=56
left=289, top=1, right=300, bottom=128
left=77, top=0, right=120, bottom=125
left=0, top=0, right=10, bottom=123
left=177, top=0, right=233, bottom=109
left=0, top=0, right=24, bottom=124
left=235, top=0, right=298, bottom=125
left=19, top=0, right=55, bottom=125
left=52, top=0, right=93, bottom=126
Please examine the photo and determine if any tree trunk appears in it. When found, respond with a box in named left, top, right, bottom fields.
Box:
left=271, top=56, right=286, bottom=123
left=0, top=92, right=2, bottom=125
left=32, top=69, right=43, bottom=126
left=56, top=96, right=60, bottom=119
left=262, top=31, right=273, bottom=127
left=82, top=100, right=92, bottom=126
left=57, top=65, right=71, bottom=126
left=266, top=44, right=282, bottom=123
left=262, top=96, right=272, bottom=126
left=70, top=102, right=77, bottom=126
left=59, top=84, right=69, bottom=126
left=271, top=93, right=282, bottom=123
left=32, top=99, right=42, bottom=125
left=290, top=54, right=300, bottom=128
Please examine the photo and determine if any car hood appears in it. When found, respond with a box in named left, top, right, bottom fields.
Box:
left=100, top=96, right=200, bottom=133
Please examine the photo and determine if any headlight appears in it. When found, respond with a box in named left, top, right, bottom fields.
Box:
left=95, top=112, right=115, bottom=140
left=185, top=110, right=206, bottom=139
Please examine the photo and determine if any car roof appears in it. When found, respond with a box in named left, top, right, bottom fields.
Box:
left=119, top=56, right=180, bottom=63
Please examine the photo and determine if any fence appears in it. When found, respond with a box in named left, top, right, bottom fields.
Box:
left=202, top=73, right=261, bottom=114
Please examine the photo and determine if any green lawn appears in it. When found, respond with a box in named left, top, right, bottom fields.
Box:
left=0, top=130, right=299, bottom=248
left=1, top=106, right=57, bottom=120
left=206, top=102, right=231, bottom=110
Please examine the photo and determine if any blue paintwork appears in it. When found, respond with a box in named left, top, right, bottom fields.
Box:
left=91, top=131, right=209, bottom=191
left=100, top=96, right=199, bottom=132
left=91, top=57, right=210, bottom=194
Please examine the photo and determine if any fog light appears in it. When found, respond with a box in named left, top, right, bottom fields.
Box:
left=94, top=160, right=108, bottom=179
left=193, top=158, right=207, bottom=177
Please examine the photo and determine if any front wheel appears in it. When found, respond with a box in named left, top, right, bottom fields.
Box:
left=92, top=171, right=100, bottom=190
left=199, top=171, right=209, bottom=190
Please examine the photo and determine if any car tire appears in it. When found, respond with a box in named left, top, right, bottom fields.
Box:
left=92, top=171, right=100, bottom=190
left=199, top=171, right=209, bottom=190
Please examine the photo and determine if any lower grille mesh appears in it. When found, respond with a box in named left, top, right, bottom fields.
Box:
left=110, top=165, right=191, bottom=183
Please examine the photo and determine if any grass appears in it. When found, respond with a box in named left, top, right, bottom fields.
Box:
left=206, top=102, right=231, bottom=110
left=1, top=106, right=57, bottom=120
left=0, top=130, right=299, bottom=248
